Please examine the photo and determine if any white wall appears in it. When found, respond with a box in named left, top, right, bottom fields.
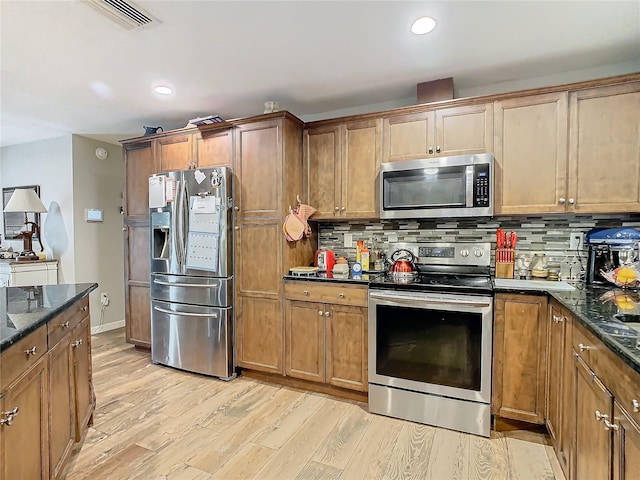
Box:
left=71, top=136, right=125, bottom=331
left=0, top=136, right=75, bottom=283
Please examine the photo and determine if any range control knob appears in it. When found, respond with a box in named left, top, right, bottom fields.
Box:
left=473, top=249, right=484, bottom=257
left=460, top=249, right=470, bottom=257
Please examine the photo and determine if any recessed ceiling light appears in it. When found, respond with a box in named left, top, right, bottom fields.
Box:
left=411, top=16, right=437, bottom=35
left=154, top=85, right=173, bottom=95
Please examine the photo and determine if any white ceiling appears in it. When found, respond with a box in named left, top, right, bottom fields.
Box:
left=1, top=0, right=639, bottom=147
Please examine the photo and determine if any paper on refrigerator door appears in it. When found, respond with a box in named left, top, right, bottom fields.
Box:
left=165, top=177, right=176, bottom=202
left=194, top=169, right=206, bottom=184
left=148, top=175, right=166, bottom=208
left=185, top=232, right=219, bottom=272
left=192, top=195, right=217, bottom=214
left=189, top=196, right=220, bottom=234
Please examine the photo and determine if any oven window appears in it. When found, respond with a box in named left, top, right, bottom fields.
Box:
left=383, top=166, right=466, bottom=210
left=376, top=305, right=482, bottom=391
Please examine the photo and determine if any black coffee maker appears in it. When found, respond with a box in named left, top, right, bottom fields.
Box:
left=585, top=228, right=640, bottom=284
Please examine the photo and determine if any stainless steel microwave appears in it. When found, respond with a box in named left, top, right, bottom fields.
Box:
left=380, top=153, right=494, bottom=219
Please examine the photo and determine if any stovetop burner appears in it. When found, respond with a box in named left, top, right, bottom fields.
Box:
left=370, top=272, right=493, bottom=294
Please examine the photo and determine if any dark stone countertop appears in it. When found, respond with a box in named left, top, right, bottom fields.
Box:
left=549, top=284, right=640, bottom=375
left=284, top=271, right=385, bottom=285
left=0, top=283, right=98, bottom=353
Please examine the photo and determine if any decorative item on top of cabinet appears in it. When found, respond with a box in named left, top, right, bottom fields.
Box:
left=383, top=103, right=493, bottom=163
left=493, top=293, right=548, bottom=424
left=303, top=119, right=382, bottom=219
left=494, top=92, right=568, bottom=214
left=568, top=81, right=640, bottom=214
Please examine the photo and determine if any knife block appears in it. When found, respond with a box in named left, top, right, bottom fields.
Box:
left=495, top=248, right=515, bottom=279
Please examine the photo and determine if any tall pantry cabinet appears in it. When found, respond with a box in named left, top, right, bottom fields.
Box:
left=234, top=113, right=315, bottom=374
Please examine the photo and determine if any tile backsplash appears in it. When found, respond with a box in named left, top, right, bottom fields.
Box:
left=317, top=214, right=640, bottom=280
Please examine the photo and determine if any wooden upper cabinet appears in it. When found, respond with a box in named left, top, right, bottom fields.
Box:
left=568, top=82, right=640, bottom=213
left=235, top=121, right=282, bottom=218
left=383, top=111, right=435, bottom=163
left=493, top=293, right=548, bottom=424
left=494, top=93, right=568, bottom=214
left=341, top=120, right=382, bottom=218
left=303, top=125, right=341, bottom=218
left=124, top=142, right=155, bottom=218
left=156, top=134, right=193, bottom=172
left=195, top=129, right=233, bottom=168
left=435, top=103, right=493, bottom=157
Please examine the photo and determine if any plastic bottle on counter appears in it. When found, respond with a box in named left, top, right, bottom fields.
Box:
left=356, top=240, right=363, bottom=263
left=361, top=244, right=370, bottom=271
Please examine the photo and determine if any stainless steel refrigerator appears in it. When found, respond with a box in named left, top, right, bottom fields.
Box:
left=148, top=167, right=234, bottom=379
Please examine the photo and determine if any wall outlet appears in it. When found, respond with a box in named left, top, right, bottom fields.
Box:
left=100, top=292, right=109, bottom=306
left=570, top=232, right=583, bottom=250
left=344, top=233, right=353, bottom=248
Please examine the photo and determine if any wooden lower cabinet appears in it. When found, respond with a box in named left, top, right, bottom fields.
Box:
left=493, top=293, right=548, bottom=423
left=0, top=355, right=49, bottom=480
left=236, top=295, right=283, bottom=374
left=613, top=401, right=640, bottom=480
left=285, top=300, right=325, bottom=382
left=546, top=302, right=566, bottom=443
left=124, top=223, right=152, bottom=348
left=73, top=316, right=94, bottom=440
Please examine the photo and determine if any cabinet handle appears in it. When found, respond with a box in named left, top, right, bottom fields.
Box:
left=0, top=407, right=19, bottom=426
left=341, top=207, right=346, bottom=211
left=435, top=146, right=441, bottom=153
left=61, top=321, right=70, bottom=328
left=234, top=206, right=240, bottom=211
left=603, top=419, right=619, bottom=432
left=559, top=198, right=566, bottom=204
left=428, top=147, right=434, bottom=154
left=568, top=198, right=575, bottom=205
left=122, top=227, right=127, bottom=231
left=303, top=290, right=309, bottom=296
left=579, top=343, right=590, bottom=352
left=325, top=311, right=330, bottom=317
left=81, top=306, right=88, bottom=312
left=234, top=226, right=240, bottom=230
left=553, top=315, right=564, bottom=323
left=24, top=346, right=37, bottom=356
left=72, top=339, right=83, bottom=348
left=632, top=399, right=639, bottom=413
left=318, top=310, right=323, bottom=316
left=339, top=293, right=345, bottom=298
left=334, top=207, right=339, bottom=211
left=594, top=410, right=608, bottom=421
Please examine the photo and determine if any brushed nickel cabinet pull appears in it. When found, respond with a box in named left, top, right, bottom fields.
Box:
left=435, top=146, right=441, bottom=153
left=24, top=346, right=37, bottom=356
left=72, top=339, right=83, bottom=348
left=325, top=311, right=330, bottom=317
left=632, top=399, right=639, bottom=413
left=303, top=290, right=309, bottom=296
left=61, top=321, right=70, bottom=328
left=318, top=310, right=323, bottom=316
left=0, top=407, right=19, bottom=426
left=568, top=198, right=575, bottom=205
left=603, top=419, right=619, bottom=432
left=339, top=293, right=345, bottom=298
left=559, top=198, right=566, bottom=204
left=81, top=306, right=88, bottom=312
left=428, top=147, right=434, bottom=154
left=594, top=410, right=608, bottom=421
left=579, top=343, right=590, bottom=352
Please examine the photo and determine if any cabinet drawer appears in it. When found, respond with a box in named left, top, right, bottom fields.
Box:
left=610, top=366, right=640, bottom=426
left=47, top=297, right=89, bottom=346
left=284, top=281, right=368, bottom=307
left=0, top=324, right=48, bottom=390
left=572, top=321, right=600, bottom=365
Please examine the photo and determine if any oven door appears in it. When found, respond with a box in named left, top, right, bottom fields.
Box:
left=368, top=289, right=493, bottom=404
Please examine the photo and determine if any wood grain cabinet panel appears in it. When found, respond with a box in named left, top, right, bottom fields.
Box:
left=124, top=142, right=155, bottom=218
left=73, top=316, right=94, bottom=441
left=303, top=125, right=341, bottom=218
left=494, top=93, right=568, bottom=214
left=156, top=134, right=193, bottom=172
left=383, top=111, right=435, bottom=162
left=493, top=293, right=547, bottom=424
left=546, top=302, right=566, bottom=444
left=126, top=285, right=151, bottom=347
left=236, top=296, right=283, bottom=374
left=0, top=356, right=49, bottom=480
left=568, top=82, right=640, bottom=213
left=236, top=221, right=281, bottom=297
left=125, top=224, right=152, bottom=348
left=575, top=357, right=613, bottom=480
left=285, top=300, right=325, bottom=382
left=613, top=401, right=640, bottom=480
left=435, top=103, right=493, bottom=157
left=326, top=304, right=368, bottom=392
left=195, top=129, right=233, bottom=168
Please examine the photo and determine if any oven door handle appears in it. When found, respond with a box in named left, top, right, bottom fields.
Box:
left=369, top=292, right=492, bottom=308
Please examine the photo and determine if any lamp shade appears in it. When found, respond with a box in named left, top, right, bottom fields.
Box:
left=4, top=189, right=47, bottom=213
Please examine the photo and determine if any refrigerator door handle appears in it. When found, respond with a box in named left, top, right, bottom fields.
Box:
left=171, top=180, right=181, bottom=268
left=153, top=305, right=219, bottom=318
left=153, top=279, right=219, bottom=288
left=180, top=178, right=189, bottom=267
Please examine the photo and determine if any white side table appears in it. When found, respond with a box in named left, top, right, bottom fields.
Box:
left=0, top=259, right=59, bottom=287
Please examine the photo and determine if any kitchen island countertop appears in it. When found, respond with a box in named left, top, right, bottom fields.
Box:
left=0, top=282, right=98, bottom=352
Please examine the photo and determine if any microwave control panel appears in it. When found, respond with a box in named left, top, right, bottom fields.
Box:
left=473, top=164, right=491, bottom=207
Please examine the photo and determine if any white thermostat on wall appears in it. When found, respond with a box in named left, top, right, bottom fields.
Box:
left=85, top=209, right=103, bottom=222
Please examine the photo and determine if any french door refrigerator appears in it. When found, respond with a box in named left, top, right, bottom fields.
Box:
left=148, top=167, right=234, bottom=379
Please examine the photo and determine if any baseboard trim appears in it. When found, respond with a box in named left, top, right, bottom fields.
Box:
left=91, top=320, right=125, bottom=335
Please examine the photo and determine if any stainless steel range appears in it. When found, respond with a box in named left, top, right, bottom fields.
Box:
left=368, top=242, right=493, bottom=437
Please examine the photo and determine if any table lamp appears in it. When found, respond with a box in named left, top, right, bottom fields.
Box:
left=3, top=188, right=47, bottom=261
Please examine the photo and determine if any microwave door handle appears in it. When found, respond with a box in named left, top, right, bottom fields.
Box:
left=369, top=292, right=491, bottom=308
left=466, top=165, right=474, bottom=207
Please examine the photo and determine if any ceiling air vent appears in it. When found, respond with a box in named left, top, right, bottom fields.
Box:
left=84, top=0, right=160, bottom=30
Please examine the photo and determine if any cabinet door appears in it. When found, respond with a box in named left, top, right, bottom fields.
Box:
left=303, top=125, right=341, bottom=218
left=326, top=304, right=368, bottom=392
left=435, top=103, right=493, bottom=157
left=156, top=134, right=193, bottom=172
left=235, top=221, right=283, bottom=374
left=568, top=82, right=640, bottom=213
left=124, top=224, right=151, bottom=347
left=383, top=111, right=436, bottom=163
left=73, top=316, right=94, bottom=440
left=48, top=334, right=75, bottom=479
left=493, top=294, right=548, bottom=423
left=341, top=120, right=382, bottom=218
left=494, top=93, right=568, bottom=214
left=613, top=401, right=640, bottom=480
left=195, top=129, right=233, bottom=168
left=559, top=311, right=575, bottom=479
left=575, top=358, right=613, bottom=480
left=124, top=142, right=155, bottom=218
left=0, top=357, right=49, bottom=480
left=546, top=302, right=566, bottom=443
left=284, top=300, right=325, bottom=382
left=236, top=120, right=282, bottom=218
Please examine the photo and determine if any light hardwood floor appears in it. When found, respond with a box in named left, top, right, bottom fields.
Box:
left=64, top=329, right=565, bottom=480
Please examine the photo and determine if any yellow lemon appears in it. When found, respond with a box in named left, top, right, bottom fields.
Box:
left=616, top=267, right=637, bottom=285
left=615, top=295, right=637, bottom=310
